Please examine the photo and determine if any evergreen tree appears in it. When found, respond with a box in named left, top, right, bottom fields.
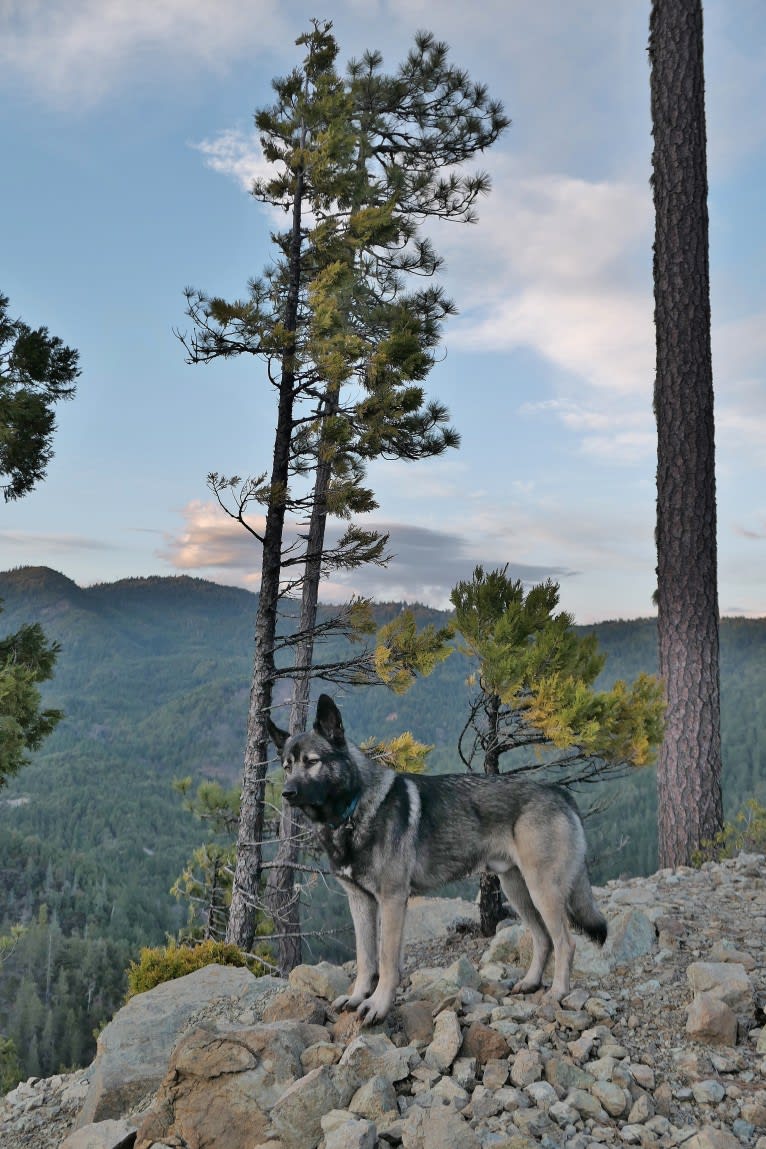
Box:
left=649, top=0, right=723, bottom=865
left=0, top=1035, right=22, bottom=1094
left=451, top=567, right=664, bottom=933
left=0, top=292, right=79, bottom=502
left=0, top=291, right=78, bottom=785
left=0, top=613, right=63, bottom=786
left=179, top=22, right=508, bottom=958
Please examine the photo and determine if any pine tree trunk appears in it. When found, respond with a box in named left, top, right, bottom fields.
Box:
left=265, top=391, right=337, bottom=974
left=226, top=170, right=305, bottom=952
left=480, top=693, right=504, bottom=936
left=649, top=0, right=722, bottom=868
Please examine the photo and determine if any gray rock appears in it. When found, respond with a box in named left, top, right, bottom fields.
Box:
left=574, top=907, right=656, bottom=978
left=686, top=992, right=739, bottom=1046
left=685, top=1126, right=743, bottom=1149
left=608, top=907, right=658, bottom=963
left=76, top=965, right=283, bottom=1127
left=270, top=1066, right=341, bottom=1149
left=591, top=1080, right=629, bottom=1117
left=323, top=1115, right=377, bottom=1149
left=544, top=1055, right=595, bottom=1094
left=431, top=1076, right=469, bottom=1109
left=349, top=1074, right=398, bottom=1120
left=424, top=1010, right=462, bottom=1072
left=524, top=1080, right=559, bottom=1111
left=451, top=1057, right=478, bottom=1089
left=301, top=1041, right=341, bottom=1071
left=338, top=1033, right=418, bottom=1090
left=133, top=1020, right=328, bottom=1149
left=482, top=1057, right=510, bottom=1089
left=483, top=923, right=529, bottom=966
left=405, top=896, right=479, bottom=942
left=469, top=1083, right=503, bottom=1119
left=60, top=1119, right=137, bottom=1149
left=626, top=1091, right=654, bottom=1123
left=686, top=961, right=753, bottom=1012
left=691, top=1079, right=726, bottom=1105
left=565, top=1087, right=607, bottom=1120
left=510, top=1049, right=542, bottom=1087
left=407, top=958, right=480, bottom=1005
left=548, top=1099, right=579, bottom=1127
left=422, top=1106, right=482, bottom=1149
left=288, top=961, right=350, bottom=1001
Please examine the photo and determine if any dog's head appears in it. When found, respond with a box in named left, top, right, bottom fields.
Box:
left=268, top=695, right=360, bottom=825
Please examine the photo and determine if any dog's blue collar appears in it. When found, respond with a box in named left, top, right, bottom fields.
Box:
left=332, top=792, right=360, bottom=828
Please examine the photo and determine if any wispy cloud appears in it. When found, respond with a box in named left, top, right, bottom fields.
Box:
left=158, top=500, right=574, bottom=607
left=734, top=522, right=766, bottom=541
left=0, top=530, right=118, bottom=554
left=1, top=0, right=290, bottom=104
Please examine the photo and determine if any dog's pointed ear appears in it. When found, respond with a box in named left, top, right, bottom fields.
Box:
left=267, top=716, right=289, bottom=753
left=314, top=694, right=345, bottom=747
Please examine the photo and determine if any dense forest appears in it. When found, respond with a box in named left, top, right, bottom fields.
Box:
left=1, top=565, right=764, bottom=1087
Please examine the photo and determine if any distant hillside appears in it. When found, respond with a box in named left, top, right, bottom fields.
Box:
left=1, top=566, right=764, bottom=1080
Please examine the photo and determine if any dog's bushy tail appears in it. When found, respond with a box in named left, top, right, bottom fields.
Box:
left=568, top=865, right=608, bottom=946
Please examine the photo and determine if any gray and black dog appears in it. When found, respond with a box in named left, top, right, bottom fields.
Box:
left=268, top=694, right=607, bottom=1024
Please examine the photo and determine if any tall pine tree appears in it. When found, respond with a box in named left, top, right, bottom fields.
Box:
left=649, top=0, right=722, bottom=865
left=180, top=22, right=508, bottom=957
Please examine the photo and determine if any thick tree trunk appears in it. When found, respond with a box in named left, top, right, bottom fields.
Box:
left=226, top=171, right=305, bottom=952
left=650, top=0, right=722, bottom=868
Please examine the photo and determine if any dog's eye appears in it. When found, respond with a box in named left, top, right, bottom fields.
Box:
left=304, top=755, right=320, bottom=768
left=283, top=758, right=293, bottom=774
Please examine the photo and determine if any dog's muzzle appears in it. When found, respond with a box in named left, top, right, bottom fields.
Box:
left=281, top=783, right=300, bottom=805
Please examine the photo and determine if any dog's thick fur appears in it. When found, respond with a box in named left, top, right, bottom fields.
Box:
left=269, top=694, right=607, bottom=1024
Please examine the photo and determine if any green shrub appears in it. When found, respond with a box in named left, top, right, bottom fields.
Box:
left=693, top=797, right=766, bottom=865
left=126, top=938, right=271, bottom=998
left=0, top=1035, right=22, bottom=1095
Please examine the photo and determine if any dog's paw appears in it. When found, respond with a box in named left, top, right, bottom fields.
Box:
left=332, top=991, right=368, bottom=1012
left=510, top=976, right=542, bottom=996
left=356, top=989, right=393, bottom=1026
left=541, top=986, right=567, bottom=1007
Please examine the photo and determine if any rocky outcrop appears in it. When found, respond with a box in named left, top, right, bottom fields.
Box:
left=2, top=854, right=766, bottom=1149
left=75, top=963, right=284, bottom=1127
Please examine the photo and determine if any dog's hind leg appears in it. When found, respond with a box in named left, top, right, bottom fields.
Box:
left=334, top=881, right=379, bottom=1012
left=499, top=866, right=553, bottom=995
left=519, top=865, right=576, bottom=1002
left=356, top=894, right=408, bottom=1025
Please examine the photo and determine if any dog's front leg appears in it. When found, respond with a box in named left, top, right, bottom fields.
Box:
left=333, top=881, right=379, bottom=1012
left=356, top=894, right=408, bottom=1025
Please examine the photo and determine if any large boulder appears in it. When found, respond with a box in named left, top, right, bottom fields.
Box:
left=405, top=896, right=479, bottom=942
left=134, top=1020, right=328, bottom=1149
left=75, top=964, right=284, bottom=1127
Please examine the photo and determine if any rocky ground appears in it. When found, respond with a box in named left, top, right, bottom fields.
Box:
left=2, top=853, right=766, bottom=1149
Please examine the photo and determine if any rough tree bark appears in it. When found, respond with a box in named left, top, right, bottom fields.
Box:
left=263, top=440, right=333, bottom=973
left=226, top=167, right=305, bottom=951
left=649, top=0, right=723, bottom=867
left=480, top=692, right=504, bottom=936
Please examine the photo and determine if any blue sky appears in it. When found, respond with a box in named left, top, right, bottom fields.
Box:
left=2, top=0, right=765, bottom=623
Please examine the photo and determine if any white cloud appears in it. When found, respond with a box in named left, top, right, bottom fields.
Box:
left=1, top=0, right=289, bottom=103
left=193, top=130, right=275, bottom=194
left=442, top=166, right=654, bottom=392
left=158, top=499, right=262, bottom=574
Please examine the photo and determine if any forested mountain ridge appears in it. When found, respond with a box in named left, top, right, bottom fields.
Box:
left=1, top=566, right=764, bottom=1084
